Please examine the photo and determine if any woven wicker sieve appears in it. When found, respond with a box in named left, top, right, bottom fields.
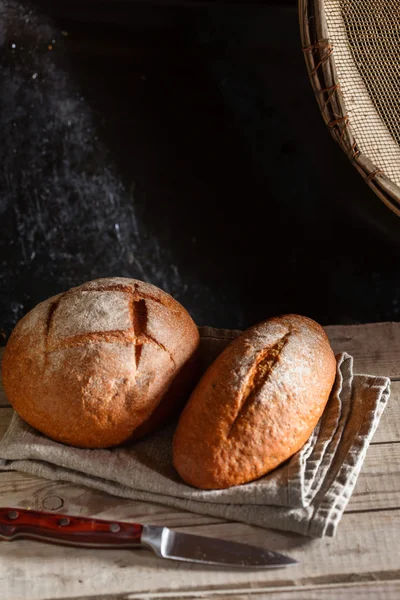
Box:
left=299, top=0, right=400, bottom=216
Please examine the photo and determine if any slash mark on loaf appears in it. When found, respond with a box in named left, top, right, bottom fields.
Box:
left=141, top=334, right=175, bottom=366
left=45, top=295, right=64, bottom=343
left=78, top=284, right=134, bottom=294
left=44, top=283, right=176, bottom=368
left=130, top=284, right=176, bottom=368
left=47, top=330, right=137, bottom=351
left=82, top=282, right=169, bottom=308
left=131, top=297, right=147, bottom=369
left=227, top=332, right=291, bottom=438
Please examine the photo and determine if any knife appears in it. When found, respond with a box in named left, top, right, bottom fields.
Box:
left=0, top=507, right=297, bottom=569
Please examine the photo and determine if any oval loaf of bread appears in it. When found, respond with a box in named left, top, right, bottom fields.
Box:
left=173, top=314, right=336, bottom=489
left=2, top=277, right=199, bottom=448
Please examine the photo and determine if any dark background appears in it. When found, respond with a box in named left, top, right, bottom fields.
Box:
left=1, top=0, right=400, bottom=340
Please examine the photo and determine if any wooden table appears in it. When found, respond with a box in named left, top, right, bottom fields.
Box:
left=1, top=322, right=399, bottom=599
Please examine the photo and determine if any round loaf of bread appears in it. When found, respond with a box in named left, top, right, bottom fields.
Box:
left=2, top=278, right=200, bottom=448
left=173, top=314, right=336, bottom=489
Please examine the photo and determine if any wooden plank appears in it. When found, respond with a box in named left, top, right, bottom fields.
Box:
left=325, top=322, right=400, bottom=377
left=374, top=381, right=400, bottom=443
left=175, top=581, right=400, bottom=600
left=0, top=509, right=399, bottom=600
left=49, top=580, right=400, bottom=599
left=350, top=443, right=400, bottom=511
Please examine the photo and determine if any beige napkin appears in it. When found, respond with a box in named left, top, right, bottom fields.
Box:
left=0, top=327, right=390, bottom=537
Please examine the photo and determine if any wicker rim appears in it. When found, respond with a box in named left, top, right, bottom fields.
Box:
left=299, top=0, right=400, bottom=217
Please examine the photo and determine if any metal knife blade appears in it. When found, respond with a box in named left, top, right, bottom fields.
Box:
left=0, top=508, right=297, bottom=568
left=142, top=525, right=297, bottom=568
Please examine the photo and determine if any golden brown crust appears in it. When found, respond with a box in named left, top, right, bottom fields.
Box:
left=173, top=314, right=336, bottom=489
left=2, top=278, right=199, bottom=448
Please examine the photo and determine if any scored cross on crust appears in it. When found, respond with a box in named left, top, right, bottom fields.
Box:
left=45, top=282, right=176, bottom=369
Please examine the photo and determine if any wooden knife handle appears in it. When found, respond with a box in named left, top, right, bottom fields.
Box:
left=0, top=507, right=143, bottom=549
